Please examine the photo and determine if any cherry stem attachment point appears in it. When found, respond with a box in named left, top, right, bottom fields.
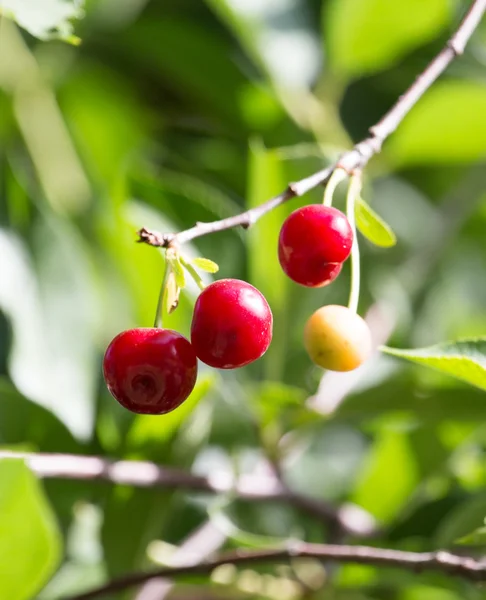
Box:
left=180, top=256, right=206, bottom=292
left=323, top=168, right=347, bottom=207
left=154, top=250, right=171, bottom=328
left=346, top=172, right=362, bottom=314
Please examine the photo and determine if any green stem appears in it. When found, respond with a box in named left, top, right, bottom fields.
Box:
left=154, top=251, right=170, bottom=328
left=180, top=256, right=206, bottom=292
left=346, top=173, right=362, bottom=314
left=323, top=168, right=347, bottom=207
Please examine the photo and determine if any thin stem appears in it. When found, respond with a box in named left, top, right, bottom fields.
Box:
left=136, top=0, right=486, bottom=250
left=66, top=542, right=486, bottom=599
left=346, top=173, right=362, bottom=314
left=323, top=167, right=347, bottom=207
left=154, top=251, right=170, bottom=328
left=180, top=256, right=206, bottom=291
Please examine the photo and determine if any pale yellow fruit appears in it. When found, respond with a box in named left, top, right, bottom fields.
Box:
left=304, top=305, right=372, bottom=372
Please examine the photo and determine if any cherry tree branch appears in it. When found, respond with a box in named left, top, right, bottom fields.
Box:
left=0, top=451, right=375, bottom=537
left=137, top=0, right=486, bottom=249
left=66, top=542, right=486, bottom=600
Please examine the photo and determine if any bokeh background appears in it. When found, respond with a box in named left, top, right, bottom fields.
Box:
left=1, top=1, right=486, bottom=598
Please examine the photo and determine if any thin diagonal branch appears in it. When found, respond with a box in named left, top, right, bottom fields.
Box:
left=65, top=542, right=486, bottom=600
left=0, top=451, right=375, bottom=537
left=137, top=0, right=486, bottom=250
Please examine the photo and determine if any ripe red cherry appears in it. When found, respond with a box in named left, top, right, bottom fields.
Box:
left=191, top=279, right=273, bottom=369
left=103, top=328, right=197, bottom=414
left=278, top=205, right=353, bottom=287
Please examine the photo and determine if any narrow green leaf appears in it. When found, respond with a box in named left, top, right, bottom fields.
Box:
left=356, top=197, right=397, bottom=248
left=170, top=257, right=186, bottom=289
left=382, top=338, right=486, bottom=391
left=0, top=460, right=61, bottom=600
left=192, top=257, right=220, bottom=273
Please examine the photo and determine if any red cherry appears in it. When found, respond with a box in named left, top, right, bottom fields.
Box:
left=103, top=328, right=197, bottom=414
left=278, top=205, right=353, bottom=287
left=191, top=279, right=273, bottom=369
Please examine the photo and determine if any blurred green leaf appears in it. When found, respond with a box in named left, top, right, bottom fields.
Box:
left=0, top=460, right=61, bottom=600
left=127, top=374, right=216, bottom=450
left=434, top=492, right=486, bottom=546
left=387, top=81, right=486, bottom=166
left=247, top=140, right=291, bottom=379
left=455, top=524, right=486, bottom=546
left=336, top=380, right=486, bottom=422
left=0, top=378, right=78, bottom=452
left=356, top=197, right=397, bottom=248
left=0, top=0, right=84, bottom=43
left=325, top=0, right=453, bottom=76
left=382, top=338, right=486, bottom=391
left=191, top=258, right=220, bottom=274
left=352, top=430, right=419, bottom=523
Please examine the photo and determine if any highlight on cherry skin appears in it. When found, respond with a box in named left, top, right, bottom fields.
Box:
left=103, top=328, right=198, bottom=414
left=304, top=304, right=372, bottom=372
left=278, top=204, right=353, bottom=287
left=191, top=278, right=273, bottom=369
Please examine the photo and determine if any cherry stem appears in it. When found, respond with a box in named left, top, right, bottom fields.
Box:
left=180, top=256, right=206, bottom=292
left=346, top=172, right=362, bottom=314
left=154, top=251, right=171, bottom=328
left=322, top=167, right=347, bottom=207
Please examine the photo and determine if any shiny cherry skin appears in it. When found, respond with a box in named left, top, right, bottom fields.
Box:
left=191, top=279, right=273, bottom=369
left=103, top=328, right=198, bottom=414
left=304, top=305, right=372, bottom=372
left=278, top=205, right=353, bottom=287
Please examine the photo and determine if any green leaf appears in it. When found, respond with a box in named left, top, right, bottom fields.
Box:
left=0, top=0, right=84, bottom=44
left=127, top=374, right=216, bottom=449
left=356, top=197, right=397, bottom=248
left=324, top=0, right=453, bottom=77
left=191, top=257, right=220, bottom=274
left=352, top=430, right=419, bottom=523
left=382, top=338, right=486, bottom=391
left=169, top=255, right=186, bottom=289
left=0, top=460, right=61, bottom=599
left=434, top=492, right=486, bottom=547
left=455, top=524, right=486, bottom=547
left=246, top=139, right=291, bottom=379
left=387, top=81, right=486, bottom=166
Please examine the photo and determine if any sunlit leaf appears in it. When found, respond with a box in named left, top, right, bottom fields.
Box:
left=382, top=338, right=486, bottom=391
left=0, top=0, right=84, bottom=44
left=0, top=460, right=61, bottom=600
left=324, top=0, right=453, bottom=76
left=192, top=257, right=220, bottom=274
left=387, top=81, right=486, bottom=166
left=356, top=197, right=397, bottom=248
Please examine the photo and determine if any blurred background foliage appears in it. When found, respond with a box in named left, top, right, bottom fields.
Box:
left=1, top=1, right=486, bottom=599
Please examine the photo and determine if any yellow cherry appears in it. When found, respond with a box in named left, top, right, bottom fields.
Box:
left=304, top=305, right=372, bottom=372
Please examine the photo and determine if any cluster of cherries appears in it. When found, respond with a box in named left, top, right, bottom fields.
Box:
left=103, top=205, right=372, bottom=415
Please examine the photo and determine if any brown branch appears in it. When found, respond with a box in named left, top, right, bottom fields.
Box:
left=137, top=0, right=486, bottom=249
left=65, top=542, right=486, bottom=600
left=0, top=451, right=375, bottom=537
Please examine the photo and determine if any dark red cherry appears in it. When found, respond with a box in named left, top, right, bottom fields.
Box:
left=190, top=279, right=273, bottom=369
left=103, top=328, right=197, bottom=414
left=278, top=205, right=353, bottom=287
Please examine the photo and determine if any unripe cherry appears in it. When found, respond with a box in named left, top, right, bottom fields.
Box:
left=304, top=305, right=372, bottom=372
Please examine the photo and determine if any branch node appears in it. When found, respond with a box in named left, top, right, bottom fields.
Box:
left=137, top=228, right=174, bottom=248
